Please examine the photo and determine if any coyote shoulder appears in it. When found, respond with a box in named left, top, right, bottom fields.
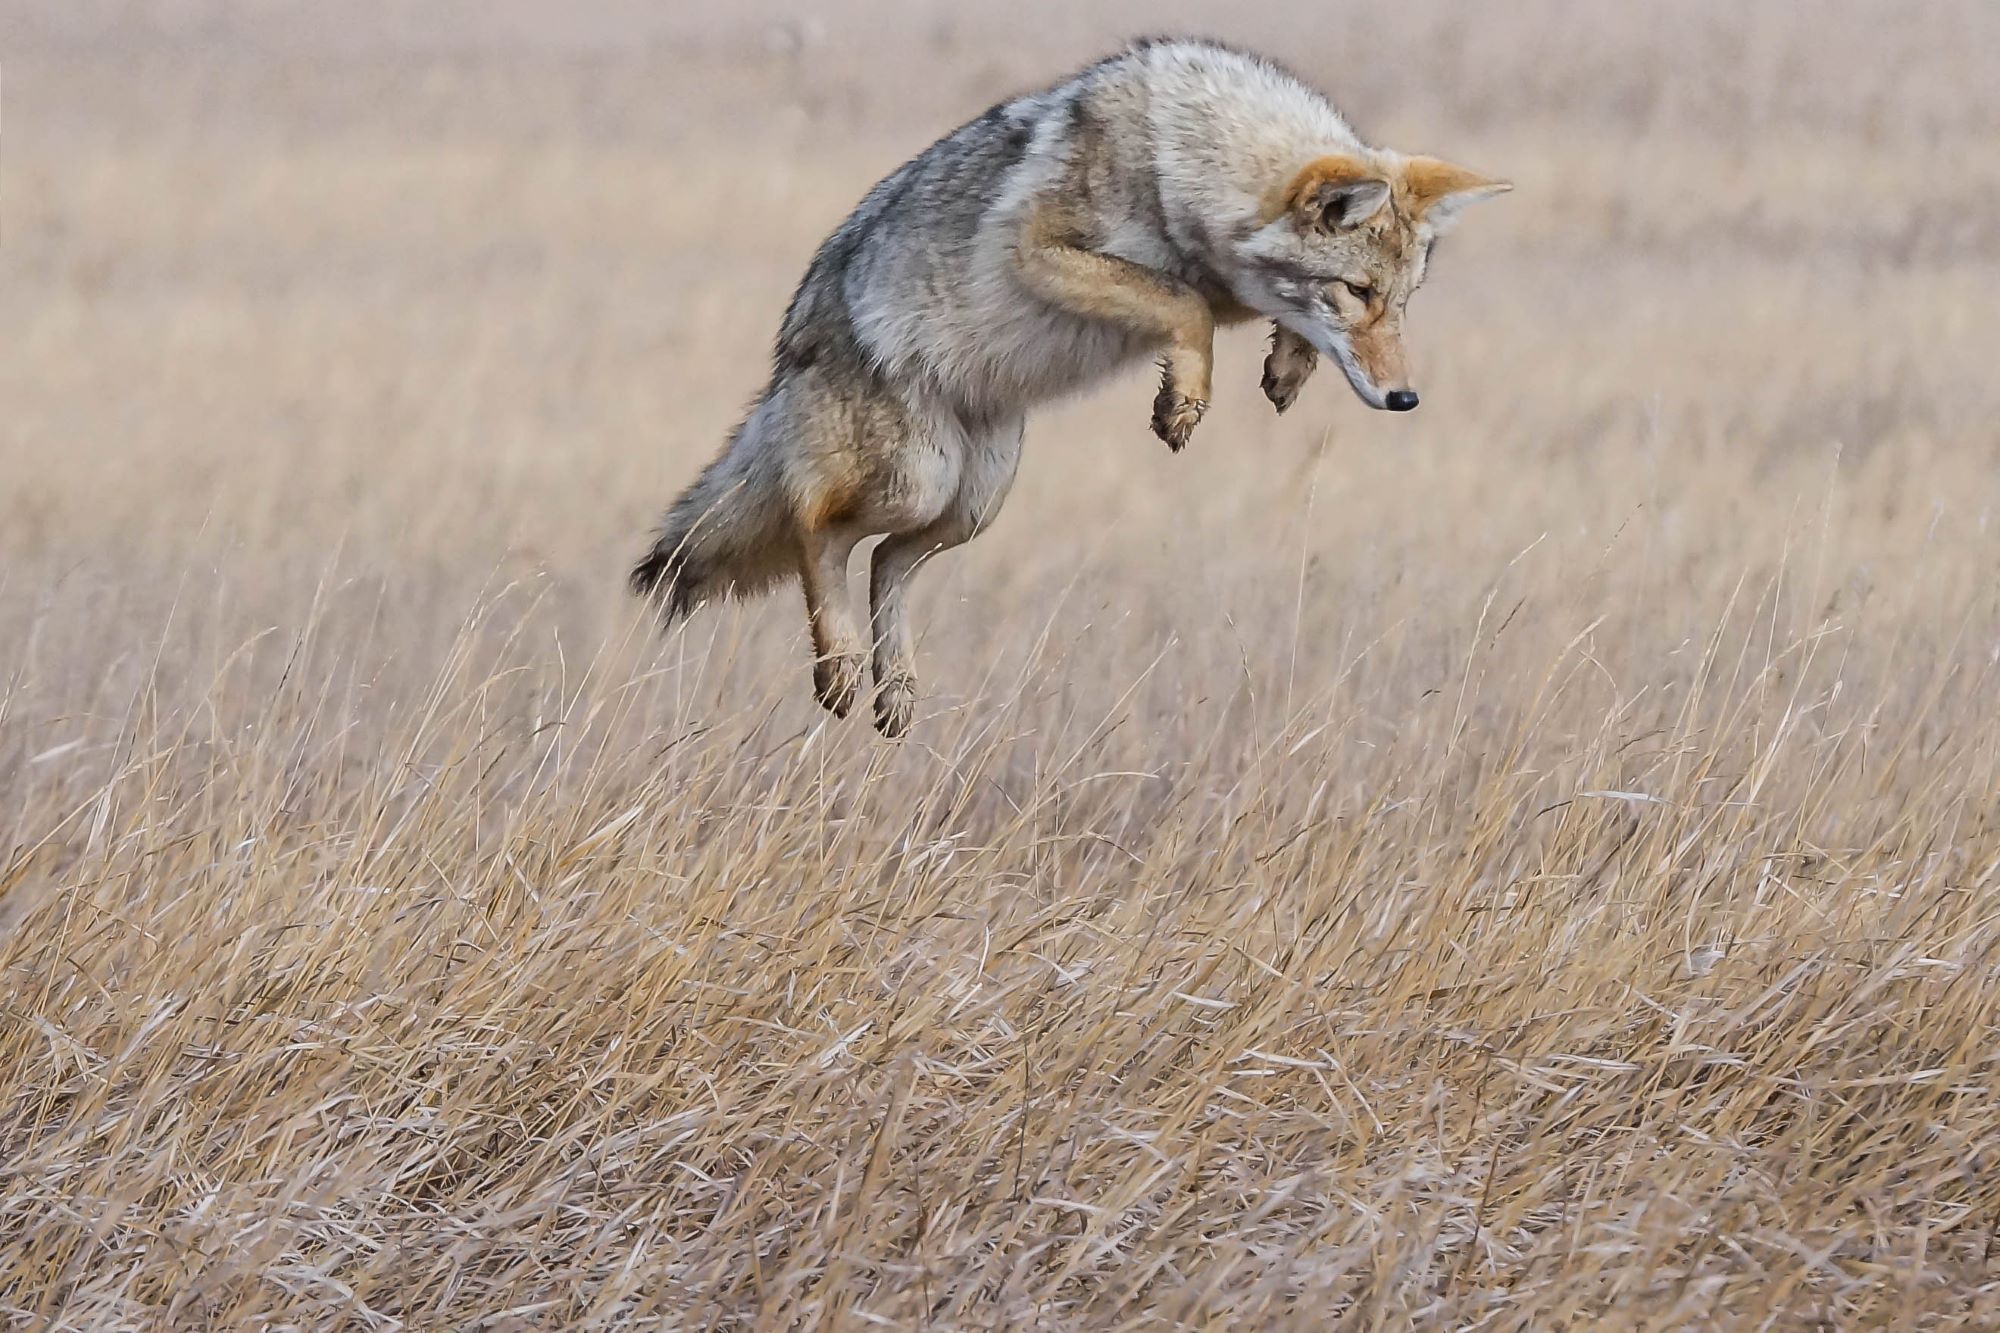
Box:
left=632, top=37, right=1508, bottom=736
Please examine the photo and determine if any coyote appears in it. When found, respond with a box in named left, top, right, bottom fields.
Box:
left=632, top=37, right=1508, bottom=735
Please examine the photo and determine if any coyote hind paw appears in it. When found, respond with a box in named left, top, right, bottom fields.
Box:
left=813, top=654, right=866, bottom=719
left=873, top=672, right=917, bottom=739
left=1151, top=382, right=1208, bottom=453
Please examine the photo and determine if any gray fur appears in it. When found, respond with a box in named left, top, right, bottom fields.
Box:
left=632, top=37, right=1506, bottom=734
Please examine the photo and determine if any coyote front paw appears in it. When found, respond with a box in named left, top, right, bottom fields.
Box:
left=1261, top=329, right=1318, bottom=414
left=873, top=671, right=917, bottom=739
left=813, top=653, right=866, bottom=718
left=1151, top=377, right=1208, bottom=453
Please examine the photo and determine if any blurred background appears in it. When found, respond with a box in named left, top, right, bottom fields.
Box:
left=1, top=1, right=1994, bottom=669
left=5, top=1, right=1995, bottom=686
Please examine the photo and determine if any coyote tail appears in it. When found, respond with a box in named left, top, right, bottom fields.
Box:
left=630, top=395, right=796, bottom=623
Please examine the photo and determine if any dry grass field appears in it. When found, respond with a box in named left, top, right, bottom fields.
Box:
left=6, top=1, right=2000, bottom=1326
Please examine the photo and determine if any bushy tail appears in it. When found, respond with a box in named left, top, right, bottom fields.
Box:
left=630, top=397, right=797, bottom=624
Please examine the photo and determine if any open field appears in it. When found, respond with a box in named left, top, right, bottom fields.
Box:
left=5, top=1, right=2000, bottom=1325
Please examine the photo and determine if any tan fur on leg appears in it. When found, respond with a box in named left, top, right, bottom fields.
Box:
left=799, top=525, right=866, bottom=717
left=1015, top=203, right=1214, bottom=451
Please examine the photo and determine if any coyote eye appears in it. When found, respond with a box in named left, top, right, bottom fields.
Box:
left=1340, top=281, right=1374, bottom=305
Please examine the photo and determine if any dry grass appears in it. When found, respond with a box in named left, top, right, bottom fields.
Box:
left=6, top=2, right=2000, bottom=1326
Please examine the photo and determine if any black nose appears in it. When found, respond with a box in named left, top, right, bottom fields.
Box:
left=1385, top=389, right=1419, bottom=412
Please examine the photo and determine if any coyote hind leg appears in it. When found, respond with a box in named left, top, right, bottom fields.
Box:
left=800, top=524, right=868, bottom=717
left=867, top=520, right=974, bottom=738
left=866, top=413, right=1021, bottom=738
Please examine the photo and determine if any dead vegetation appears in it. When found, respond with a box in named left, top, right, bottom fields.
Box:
left=4, top=1, right=2000, bottom=1325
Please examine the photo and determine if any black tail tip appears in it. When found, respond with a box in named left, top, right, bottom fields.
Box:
left=629, top=549, right=670, bottom=598
left=631, top=547, right=702, bottom=625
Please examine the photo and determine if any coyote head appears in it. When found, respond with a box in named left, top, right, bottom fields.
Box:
left=1229, top=154, right=1509, bottom=411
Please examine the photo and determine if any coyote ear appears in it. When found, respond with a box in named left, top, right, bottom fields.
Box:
left=1313, top=178, right=1392, bottom=231
left=1400, top=156, right=1511, bottom=231
left=1280, top=155, right=1390, bottom=232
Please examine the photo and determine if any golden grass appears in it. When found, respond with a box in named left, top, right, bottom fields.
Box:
left=5, top=2, right=2000, bottom=1325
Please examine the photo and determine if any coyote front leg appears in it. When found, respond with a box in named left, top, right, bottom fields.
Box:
left=1261, top=324, right=1319, bottom=413
left=1015, top=205, right=1215, bottom=451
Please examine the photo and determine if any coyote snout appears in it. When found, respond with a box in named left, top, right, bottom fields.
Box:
left=632, top=38, right=1508, bottom=735
left=1317, top=306, right=1416, bottom=413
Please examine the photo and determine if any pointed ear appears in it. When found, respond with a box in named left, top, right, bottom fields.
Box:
left=1400, top=156, right=1511, bottom=231
left=1278, top=155, right=1391, bottom=232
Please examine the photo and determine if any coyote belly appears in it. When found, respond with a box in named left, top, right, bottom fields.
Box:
left=631, top=37, right=1509, bottom=736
